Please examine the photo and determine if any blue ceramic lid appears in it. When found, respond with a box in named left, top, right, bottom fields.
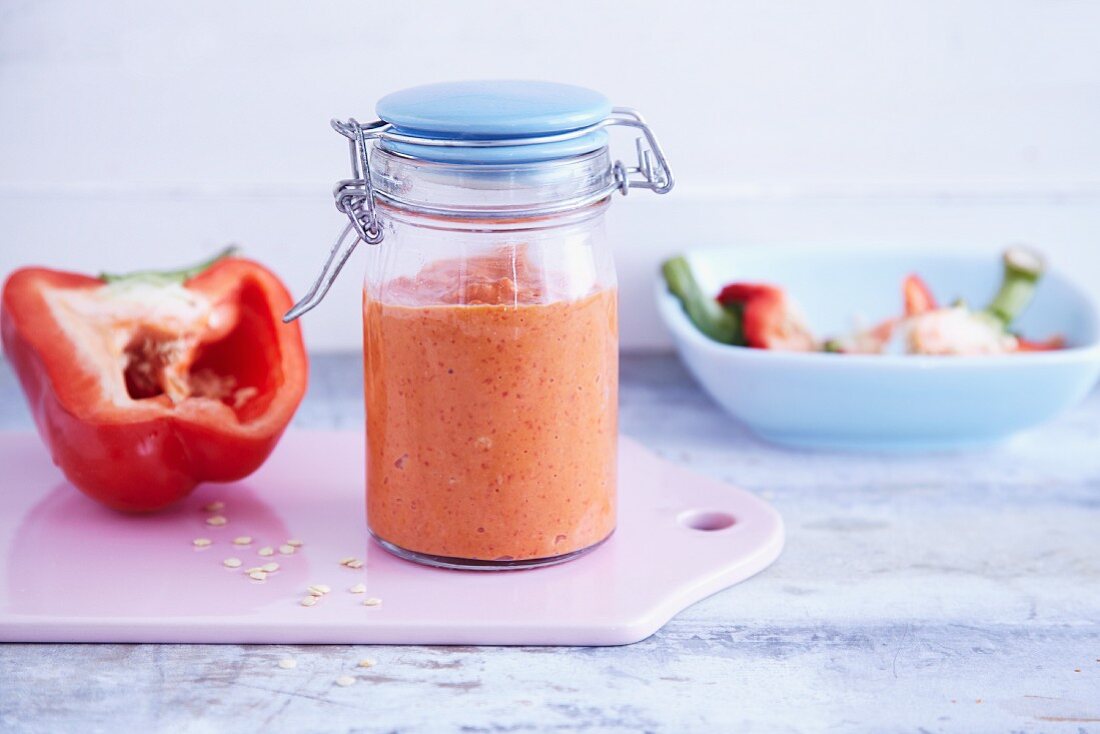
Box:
left=375, top=80, right=612, bottom=164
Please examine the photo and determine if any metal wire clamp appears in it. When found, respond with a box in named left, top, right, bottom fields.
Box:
left=283, top=108, right=673, bottom=322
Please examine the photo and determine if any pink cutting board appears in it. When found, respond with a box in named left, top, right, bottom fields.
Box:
left=0, top=431, right=783, bottom=646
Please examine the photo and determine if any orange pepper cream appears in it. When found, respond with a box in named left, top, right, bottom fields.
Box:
left=363, top=252, right=618, bottom=563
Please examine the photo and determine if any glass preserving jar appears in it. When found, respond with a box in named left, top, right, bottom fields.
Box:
left=286, top=81, right=673, bottom=570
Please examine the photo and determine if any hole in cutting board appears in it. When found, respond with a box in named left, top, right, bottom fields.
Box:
left=678, top=510, right=736, bottom=532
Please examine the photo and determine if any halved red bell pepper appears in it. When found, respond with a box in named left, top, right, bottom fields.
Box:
left=1, top=252, right=307, bottom=512
left=716, top=283, right=817, bottom=351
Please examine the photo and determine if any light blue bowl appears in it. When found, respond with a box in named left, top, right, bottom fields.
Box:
left=656, top=246, right=1100, bottom=449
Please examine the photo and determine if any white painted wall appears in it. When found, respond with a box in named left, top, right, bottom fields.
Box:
left=2, top=0, right=1098, bottom=350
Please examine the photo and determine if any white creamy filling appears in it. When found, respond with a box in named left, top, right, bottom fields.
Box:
left=902, top=307, right=1017, bottom=356
left=43, top=281, right=222, bottom=407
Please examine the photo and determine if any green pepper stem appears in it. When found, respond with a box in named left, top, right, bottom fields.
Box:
left=99, top=245, right=241, bottom=285
left=661, top=256, right=742, bottom=345
left=985, top=246, right=1045, bottom=327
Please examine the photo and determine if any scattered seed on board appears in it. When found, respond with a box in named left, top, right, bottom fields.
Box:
left=357, top=659, right=376, bottom=668
left=300, top=596, right=318, bottom=607
left=308, top=584, right=331, bottom=597
left=223, top=558, right=242, bottom=568
left=348, top=583, right=366, bottom=594
left=277, top=658, right=297, bottom=669
left=233, top=536, right=252, bottom=546
left=278, top=545, right=296, bottom=555
left=341, top=557, right=364, bottom=569
left=203, top=501, right=225, bottom=512
left=260, top=562, right=279, bottom=573
left=206, top=515, right=228, bottom=527
left=363, top=597, right=382, bottom=607
left=286, top=539, right=303, bottom=548
left=249, top=570, right=268, bottom=581
left=335, top=675, right=356, bottom=687
left=258, top=546, right=275, bottom=557
left=193, top=538, right=212, bottom=548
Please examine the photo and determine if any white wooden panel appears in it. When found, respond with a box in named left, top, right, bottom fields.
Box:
left=1, top=0, right=1098, bottom=350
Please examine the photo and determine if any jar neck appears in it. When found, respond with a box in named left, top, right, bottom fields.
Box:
left=369, top=147, right=616, bottom=221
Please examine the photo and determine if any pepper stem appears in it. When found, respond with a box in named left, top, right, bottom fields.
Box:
left=985, top=246, right=1045, bottom=327
left=662, top=256, right=743, bottom=345
left=99, top=245, right=241, bottom=285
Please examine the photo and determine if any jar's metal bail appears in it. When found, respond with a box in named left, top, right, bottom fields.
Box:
left=283, top=108, right=674, bottom=323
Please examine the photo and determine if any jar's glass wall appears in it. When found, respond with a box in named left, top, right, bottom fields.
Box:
left=362, top=171, right=618, bottom=569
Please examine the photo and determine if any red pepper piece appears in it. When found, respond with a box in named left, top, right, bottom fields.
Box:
left=1, top=256, right=307, bottom=512
left=1016, top=335, right=1066, bottom=352
left=869, top=317, right=900, bottom=342
left=903, top=274, right=938, bottom=316
left=716, top=283, right=816, bottom=351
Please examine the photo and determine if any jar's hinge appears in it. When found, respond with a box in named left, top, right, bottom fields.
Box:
left=283, top=119, right=390, bottom=323
left=603, top=107, right=675, bottom=196
left=334, top=118, right=389, bottom=246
